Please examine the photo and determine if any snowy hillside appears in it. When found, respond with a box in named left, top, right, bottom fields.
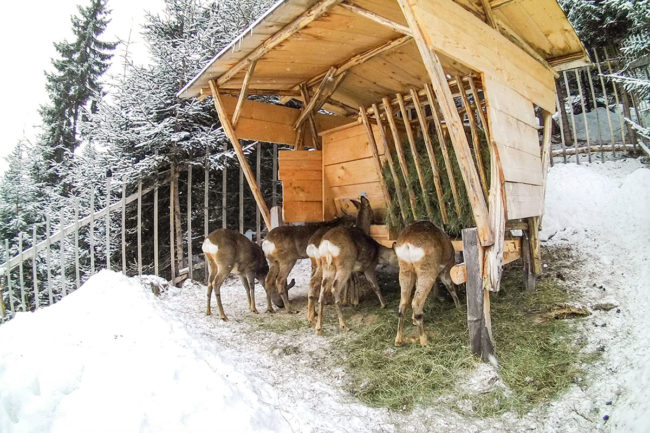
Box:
left=1, top=158, right=649, bottom=433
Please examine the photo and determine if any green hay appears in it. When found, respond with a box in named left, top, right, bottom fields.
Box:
left=334, top=245, right=598, bottom=416
left=383, top=127, right=491, bottom=237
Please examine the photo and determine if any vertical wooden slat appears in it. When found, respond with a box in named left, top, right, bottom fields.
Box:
left=46, top=216, right=52, bottom=304
left=137, top=181, right=142, bottom=277
left=604, top=47, right=628, bottom=147
left=425, top=83, right=462, bottom=216
left=382, top=98, right=419, bottom=219
left=60, top=209, right=66, bottom=297
left=397, top=92, right=434, bottom=220
left=410, top=87, right=447, bottom=223
left=371, top=103, right=409, bottom=222
left=170, top=168, right=176, bottom=283
left=105, top=177, right=111, bottom=270
left=555, top=93, right=567, bottom=163
left=563, top=71, right=580, bottom=164
left=32, top=226, right=38, bottom=309
left=154, top=178, right=159, bottom=277
left=18, top=232, right=25, bottom=311
left=121, top=183, right=126, bottom=273
left=173, top=168, right=183, bottom=273
left=222, top=146, right=228, bottom=229
left=359, top=107, right=393, bottom=211
left=256, top=142, right=261, bottom=242
left=594, top=49, right=616, bottom=157
left=467, top=77, right=489, bottom=135
left=272, top=144, right=278, bottom=207
left=4, top=239, right=13, bottom=315
left=575, top=69, right=592, bottom=163
left=586, top=66, right=604, bottom=162
left=187, top=165, right=193, bottom=280
left=90, top=188, right=95, bottom=273
left=204, top=148, right=209, bottom=282
left=239, top=167, right=244, bottom=234
left=74, top=201, right=80, bottom=289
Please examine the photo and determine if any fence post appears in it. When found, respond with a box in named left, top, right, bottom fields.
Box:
left=604, top=47, right=628, bottom=148
left=18, top=232, right=25, bottom=311
left=60, top=208, right=66, bottom=297
left=586, top=66, right=604, bottom=162
left=593, top=48, right=617, bottom=157
left=32, top=226, right=39, bottom=309
left=256, top=143, right=261, bottom=242
left=575, top=69, right=592, bottom=163
left=563, top=71, right=580, bottom=164
left=5, top=239, right=14, bottom=315
left=187, top=164, right=193, bottom=280
left=272, top=144, right=278, bottom=207
left=154, top=176, right=159, bottom=277
left=239, top=167, right=244, bottom=234
left=46, top=216, right=53, bottom=304
left=137, top=180, right=142, bottom=277
left=204, top=148, right=209, bottom=283
left=74, top=200, right=80, bottom=289
left=105, top=177, right=111, bottom=270
left=122, top=183, right=127, bottom=274
left=170, top=167, right=176, bottom=283
left=90, top=188, right=95, bottom=274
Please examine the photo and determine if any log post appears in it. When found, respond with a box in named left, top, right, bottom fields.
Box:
left=169, top=167, right=176, bottom=283
left=521, top=229, right=536, bottom=291
left=359, top=107, right=393, bottom=210
left=462, top=227, right=495, bottom=362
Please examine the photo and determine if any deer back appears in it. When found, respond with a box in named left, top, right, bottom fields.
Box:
left=395, top=221, right=454, bottom=269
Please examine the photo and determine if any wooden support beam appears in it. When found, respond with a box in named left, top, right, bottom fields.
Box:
left=340, top=1, right=412, bottom=35
left=231, top=60, right=257, bottom=127
left=483, top=131, right=506, bottom=292
left=540, top=110, right=553, bottom=209
left=201, top=87, right=301, bottom=98
left=528, top=216, right=542, bottom=275
left=456, top=76, right=489, bottom=198
left=372, top=103, right=409, bottom=222
left=479, top=0, right=497, bottom=29
left=216, top=0, right=343, bottom=87
left=425, top=83, right=462, bottom=216
left=397, top=92, right=434, bottom=220
left=409, top=87, right=447, bottom=223
left=382, top=97, right=419, bottom=219
left=294, top=67, right=337, bottom=129
left=300, top=83, right=320, bottom=149
left=209, top=80, right=272, bottom=230
left=462, top=227, right=495, bottom=362
left=521, top=229, right=536, bottom=291
left=467, top=77, right=489, bottom=136
left=398, top=0, right=493, bottom=246
left=359, top=107, right=393, bottom=211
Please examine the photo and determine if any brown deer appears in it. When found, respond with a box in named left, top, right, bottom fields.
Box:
left=262, top=217, right=350, bottom=313
left=393, top=221, right=460, bottom=346
left=202, top=229, right=294, bottom=321
left=316, top=195, right=397, bottom=334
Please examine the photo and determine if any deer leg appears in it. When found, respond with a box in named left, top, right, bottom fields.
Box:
left=212, top=265, right=233, bottom=321
left=265, top=261, right=279, bottom=313
left=240, top=274, right=253, bottom=312
left=412, top=273, right=436, bottom=346
left=395, top=266, right=415, bottom=346
left=276, top=259, right=297, bottom=313
left=332, top=268, right=352, bottom=332
left=363, top=268, right=386, bottom=309
left=205, top=257, right=218, bottom=316
left=440, top=266, right=461, bottom=309
left=316, top=264, right=334, bottom=334
left=243, top=272, right=259, bottom=314
left=308, top=258, right=322, bottom=325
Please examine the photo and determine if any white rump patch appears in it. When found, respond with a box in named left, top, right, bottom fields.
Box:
left=395, top=243, right=425, bottom=263
left=318, top=240, right=340, bottom=258
left=202, top=238, right=218, bottom=255
left=262, top=240, right=275, bottom=256
left=306, top=244, right=320, bottom=259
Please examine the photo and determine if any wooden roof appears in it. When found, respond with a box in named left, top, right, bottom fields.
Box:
left=178, top=0, right=588, bottom=109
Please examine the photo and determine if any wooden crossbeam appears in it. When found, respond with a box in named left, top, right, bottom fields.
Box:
left=300, top=83, right=320, bottom=149
left=209, top=80, right=272, bottom=230
left=479, top=0, right=498, bottom=29
left=216, top=0, right=343, bottom=87
left=397, top=0, right=493, bottom=246
left=340, top=1, right=412, bottom=35
left=232, top=60, right=257, bottom=127
left=294, top=67, right=337, bottom=129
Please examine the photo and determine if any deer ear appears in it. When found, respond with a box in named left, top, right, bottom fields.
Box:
left=350, top=199, right=361, bottom=210
left=360, top=195, right=370, bottom=206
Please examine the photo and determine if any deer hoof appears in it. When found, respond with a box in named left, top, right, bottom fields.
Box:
left=220, top=315, right=229, bottom=322
left=395, top=337, right=403, bottom=347
left=380, top=303, right=386, bottom=309
left=251, top=309, right=260, bottom=314
left=206, top=309, right=212, bottom=316
left=315, top=327, right=323, bottom=335
left=341, top=325, right=350, bottom=333
left=266, top=308, right=275, bottom=314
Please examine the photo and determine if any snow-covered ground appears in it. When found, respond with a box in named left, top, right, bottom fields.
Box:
left=1, top=158, right=649, bottom=433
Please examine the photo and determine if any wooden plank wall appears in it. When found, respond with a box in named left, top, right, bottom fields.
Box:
left=322, top=122, right=387, bottom=221
left=484, top=76, right=544, bottom=220
left=278, top=150, right=323, bottom=222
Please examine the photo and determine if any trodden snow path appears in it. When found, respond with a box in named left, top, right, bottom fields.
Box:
left=0, top=158, right=648, bottom=433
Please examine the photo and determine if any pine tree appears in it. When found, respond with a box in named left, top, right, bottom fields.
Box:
left=38, top=0, right=117, bottom=185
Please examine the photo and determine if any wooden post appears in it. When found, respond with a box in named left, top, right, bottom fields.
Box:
left=563, top=71, right=580, bottom=164
left=204, top=147, right=209, bottom=282
left=425, top=83, right=462, bottom=216
left=383, top=98, right=419, bottom=219
left=0, top=268, right=5, bottom=318
left=232, top=60, right=257, bottom=127
left=60, top=209, right=66, bottom=296
left=294, top=66, right=337, bottom=130
left=467, top=77, right=489, bottom=135
left=32, top=226, right=39, bottom=309
left=586, top=66, right=604, bottom=162
left=4, top=239, right=13, bottom=315
left=187, top=165, right=193, bottom=280
left=137, top=181, right=142, bottom=277
left=521, top=229, right=536, bottom=291
left=209, top=80, right=272, bottom=230
left=173, top=167, right=183, bottom=273
left=555, top=93, right=568, bottom=163
left=593, top=49, right=616, bottom=158
left=462, top=228, right=495, bottom=362
left=604, top=47, right=628, bottom=148
left=154, top=177, right=159, bottom=276
left=410, top=87, right=448, bottom=223
left=18, top=232, right=25, bottom=310
left=121, top=183, right=126, bottom=274
left=299, top=83, right=320, bottom=149
left=372, top=103, right=409, bottom=222
left=398, top=0, right=493, bottom=246
left=74, top=201, right=80, bottom=289
left=239, top=167, right=244, bottom=234
left=46, top=216, right=52, bottom=304
left=105, top=177, right=111, bottom=270
left=528, top=217, right=542, bottom=275
left=456, top=77, right=489, bottom=197
left=397, top=92, right=435, bottom=219
left=272, top=144, right=278, bottom=207
left=90, top=188, right=95, bottom=274
left=359, top=107, right=393, bottom=210
left=575, top=69, right=592, bottom=163
left=222, top=148, right=228, bottom=229
left=256, top=143, right=262, bottom=242
left=170, top=167, right=176, bottom=283
left=540, top=111, right=553, bottom=206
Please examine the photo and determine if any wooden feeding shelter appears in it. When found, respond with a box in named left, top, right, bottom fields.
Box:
left=178, top=0, right=588, bottom=358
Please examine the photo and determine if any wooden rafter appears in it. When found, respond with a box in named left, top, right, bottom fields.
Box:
left=294, top=67, right=337, bottom=129
left=397, top=0, right=493, bottom=246
left=208, top=80, right=272, bottom=230
left=231, top=60, right=257, bottom=127
left=299, top=84, right=320, bottom=149
left=340, top=1, right=412, bottom=35
left=409, top=87, right=447, bottom=223
left=216, top=0, right=343, bottom=87
left=479, top=0, right=497, bottom=29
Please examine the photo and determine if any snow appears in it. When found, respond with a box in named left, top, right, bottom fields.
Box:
left=1, top=158, right=650, bottom=433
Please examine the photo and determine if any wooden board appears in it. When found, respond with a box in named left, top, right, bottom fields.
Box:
left=504, top=182, right=544, bottom=220
left=322, top=125, right=385, bottom=165
left=483, top=77, right=538, bottom=128
left=282, top=179, right=322, bottom=202
left=283, top=201, right=323, bottom=222
left=324, top=158, right=382, bottom=187
left=278, top=150, right=324, bottom=223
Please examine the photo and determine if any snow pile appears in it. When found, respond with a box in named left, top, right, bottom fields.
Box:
left=0, top=270, right=291, bottom=433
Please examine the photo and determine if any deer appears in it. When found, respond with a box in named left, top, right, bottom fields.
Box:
left=262, top=217, right=351, bottom=314
left=315, top=195, right=397, bottom=334
left=393, top=221, right=460, bottom=346
left=202, top=228, right=294, bottom=321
